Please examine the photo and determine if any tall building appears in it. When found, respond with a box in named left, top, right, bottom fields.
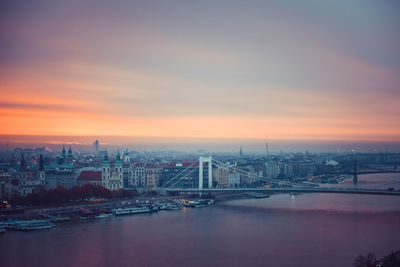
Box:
left=93, top=140, right=99, bottom=152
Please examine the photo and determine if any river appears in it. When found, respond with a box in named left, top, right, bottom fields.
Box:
left=1, top=173, right=400, bottom=267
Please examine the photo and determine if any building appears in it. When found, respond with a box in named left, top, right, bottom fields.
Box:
left=214, top=165, right=230, bottom=188
left=229, top=169, right=241, bottom=188
left=93, top=140, right=99, bottom=152
left=105, top=150, right=123, bottom=190
left=77, top=170, right=102, bottom=187
left=133, top=163, right=146, bottom=188
left=45, top=170, right=76, bottom=189
left=122, top=150, right=134, bottom=188
left=8, top=154, right=47, bottom=197
left=160, top=162, right=199, bottom=188
left=76, top=150, right=123, bottom=191
left=145, top=164, right=162, bottom=190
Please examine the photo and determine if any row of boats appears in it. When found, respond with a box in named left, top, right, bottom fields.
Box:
left=110, top=199, right=215, bottom=216
left=82, top=199, right=215, bottom=218
left=0, top=198, right=216, bottom=232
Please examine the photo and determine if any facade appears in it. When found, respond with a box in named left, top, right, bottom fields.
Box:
left=122, top=149, right=134, bottom=188
left=0, top=170, right=18, bottom=199
left=160, top=163, right=199, bottom=188
left=229, top=170, right=241, bottom=188
left=264, top=161, right=280, bottom=179
left=133, top=163, right=146, bottom=188
left=77, top=151, right=123, bottom=191
left=46, top=170, right=76, bottom=189
left=77, top=170, right=102, bottom=186
left=214, top=165, right=230, bottom=188
left=145, top=165, right=161, bottom=190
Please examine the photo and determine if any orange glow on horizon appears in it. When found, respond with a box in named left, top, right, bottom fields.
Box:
left=1, top=1, right=399, bottom=145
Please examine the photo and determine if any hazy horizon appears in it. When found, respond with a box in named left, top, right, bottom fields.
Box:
left=1, top=134, right=400, bottom=153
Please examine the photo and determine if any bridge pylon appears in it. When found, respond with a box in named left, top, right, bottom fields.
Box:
left=199, top=156, right=212, bottom=191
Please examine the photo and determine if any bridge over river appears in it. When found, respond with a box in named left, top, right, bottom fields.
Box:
left=165, top=187, right=400, bottom=196
left=162, top=156, right=400, bottom=197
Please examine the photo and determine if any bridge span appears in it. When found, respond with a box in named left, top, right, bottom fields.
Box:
left=162, top=156, right=400, bottom=197
left=165, top=188, right=400, bottom=196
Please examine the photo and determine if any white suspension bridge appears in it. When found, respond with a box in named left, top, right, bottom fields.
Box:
left=161, top=156, right=400, bottom=196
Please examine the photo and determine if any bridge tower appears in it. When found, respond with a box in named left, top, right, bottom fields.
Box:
left=199, top=156, right=212, bottom=190
left=353, top=159, right=358, bottom=185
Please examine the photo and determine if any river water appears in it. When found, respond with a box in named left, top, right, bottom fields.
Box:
left=1, top=174, right=400, bottom=267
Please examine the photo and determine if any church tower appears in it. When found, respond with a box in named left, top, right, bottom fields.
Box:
left=67, top=146, right=73, bottom=161
left=102, top=150, right=110, bottom=185
left=61, top=146, right=66, bottom=159
left=123, top=148, right=130, bottom=164
left=115, top=150, right=123, bottom=184
left=38, top=154, right=46, bottom=185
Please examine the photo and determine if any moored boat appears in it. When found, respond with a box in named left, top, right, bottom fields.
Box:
left=165, top=202, right=183, bottom=210
left=95, top=213, right=114, bottom=219
left=9, top=220, right=55, bottom=231
left=251, top=193, right=270, bottom=199
left=112, top=206, right=151, bottom=216
left=185, top=199, right=214, bottom=208
left=43, top=214, right=71, bottom=223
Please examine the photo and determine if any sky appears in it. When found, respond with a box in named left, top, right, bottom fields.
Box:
left=0, top=0, right=399, bottom=147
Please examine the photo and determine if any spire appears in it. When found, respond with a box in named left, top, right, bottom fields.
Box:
left=123, top=148, right=130, bottom=164
left=20, top=154, right=25, bottom=171
left=68, top=146, right=72, bottom=156
left=103, top=150, right=109, bottom=163
left=115, top=150, right=122, bottom=163
left=62, top=146, right=66, bottom=158
left=39, top=154, right=44, bottom=171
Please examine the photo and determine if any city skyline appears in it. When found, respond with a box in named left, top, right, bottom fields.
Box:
left=1, top=1, right=400, bottom=144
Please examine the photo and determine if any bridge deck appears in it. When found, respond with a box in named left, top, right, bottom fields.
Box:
left=165, top=188, right=400, bottom=196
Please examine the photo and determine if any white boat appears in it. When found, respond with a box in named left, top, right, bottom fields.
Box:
left=251, top=193, right=270, bottom=199
left=44, top=215, right=71, bottom=223
left=112, top=207, right=151, bottom=216
left=10, top=220, right=55, bottom=231
left=185, top=199, right=214, bottom=208
left=184, top=200, right=200, bottom=207
left=95, top=213, right=114, bottom=219
left=165, top=202, right=183, bottom=210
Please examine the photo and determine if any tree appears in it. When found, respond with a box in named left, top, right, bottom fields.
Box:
left=353, top=253, right=376, bottom=267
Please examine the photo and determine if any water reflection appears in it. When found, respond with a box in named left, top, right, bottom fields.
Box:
left=1, top=174, right=399, bottom=267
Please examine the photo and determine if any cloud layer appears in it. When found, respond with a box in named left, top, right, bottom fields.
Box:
left=1, top=0, right=399, bottom=142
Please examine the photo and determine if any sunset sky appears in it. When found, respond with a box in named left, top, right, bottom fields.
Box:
left=1, top=0, right=399, bottom=145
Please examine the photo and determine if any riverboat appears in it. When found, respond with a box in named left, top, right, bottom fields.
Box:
left=112, top=207, right=151, bottom=216
left=95, top=213, right=114, bottom=219
left=43, top=214, right=71, bottom=223
left=9, top=220, right=55, bottom=231
left=165, top=202, right=183, bottom=210
left=184, top=199, right=214, bottom=208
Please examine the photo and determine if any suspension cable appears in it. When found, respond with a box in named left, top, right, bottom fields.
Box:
left=161, top=160, right=199, bottom=188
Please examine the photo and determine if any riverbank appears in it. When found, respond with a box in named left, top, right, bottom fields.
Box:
left=0, top=192, right=275, bottom=230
